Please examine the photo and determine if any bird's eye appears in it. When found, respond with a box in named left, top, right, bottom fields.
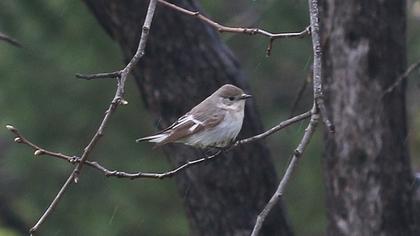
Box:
left=228, top=96, right=235, bottom=101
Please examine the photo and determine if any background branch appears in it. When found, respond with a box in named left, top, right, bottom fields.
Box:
left=289, top=68, right=312, bottom=117
left=0, top=32, right=22, bottom=47
left=383, top=60, right=420, bottom=95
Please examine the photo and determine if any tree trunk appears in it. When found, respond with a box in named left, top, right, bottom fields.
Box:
left=83, top=0, right=293, bottom=235
left=320, top=0, right=417, bottom=235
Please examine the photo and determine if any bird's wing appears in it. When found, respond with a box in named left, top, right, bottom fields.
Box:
left=157, top=112, right=225, bottom=146
left=135, top=114, right=191, bottom=143
left=158, top=114, right=190, bottom=133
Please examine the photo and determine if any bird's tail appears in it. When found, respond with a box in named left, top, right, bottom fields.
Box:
left=136, top=133, right=168, bottom=143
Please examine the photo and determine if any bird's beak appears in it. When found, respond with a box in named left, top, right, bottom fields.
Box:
left=239, top=94, right=252, bottom=100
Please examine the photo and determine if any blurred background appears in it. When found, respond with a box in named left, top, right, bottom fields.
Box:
left=0, top=0, right=419, bottom=235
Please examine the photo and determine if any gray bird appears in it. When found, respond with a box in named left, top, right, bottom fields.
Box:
left=136, top=84, right=252, bottom=148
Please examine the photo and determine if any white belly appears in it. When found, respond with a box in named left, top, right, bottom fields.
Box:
left=184, top=109, right=244, bottom=148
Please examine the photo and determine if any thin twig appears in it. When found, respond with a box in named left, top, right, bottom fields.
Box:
left=237, top=111, right=311, bottom=144
left=102, top=150, right=224, bottom=179
left=383, top=60, right=420, bottom=95
left=308, top=0, right=334, bottom=133
left=6, top=110, right=311, bottom=180
left=21, top=0, right=159, bottom=234
left=289, top=68, right=312, bottom=117
left=0, top=32, right=22, bottom=47
left=250, top=106, right=319, bottom=236
left=76, top=71, right=121, bottom=80
left=157, top=0, right=310, bottom=56
left=6, top=125, right=74, bottom=161
left=29, top=173, right=74, bottom=236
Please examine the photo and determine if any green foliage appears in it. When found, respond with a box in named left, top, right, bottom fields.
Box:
left=1, top=0, right=419, bottom=235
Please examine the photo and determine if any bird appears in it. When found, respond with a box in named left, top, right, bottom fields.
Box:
left=136, top=84, right=252, bottom=148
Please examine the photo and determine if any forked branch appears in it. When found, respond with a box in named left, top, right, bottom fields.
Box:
left=250, top=0, right=331, bottom=235
left=20, top=0, right=159, bottom=234
left=308, top=0, right=334, bottom=133
left=157, top=0, right=310, bottom=56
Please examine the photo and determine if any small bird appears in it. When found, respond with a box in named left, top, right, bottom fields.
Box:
left=136, top=84, right=252, bottom=148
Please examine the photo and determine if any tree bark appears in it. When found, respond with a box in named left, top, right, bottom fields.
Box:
left=320, top=0, right=418, bottom=235
left=83, top=0, right=293, bottom=235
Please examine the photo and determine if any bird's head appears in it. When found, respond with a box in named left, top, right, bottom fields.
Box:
left=214, top=84, right=252, bottom=110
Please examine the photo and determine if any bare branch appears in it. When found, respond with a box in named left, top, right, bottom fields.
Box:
left=289, top=68, right=312, bottom=117
left=73, top=0, right=157, bottom=180
left=308, top=0, right=334, bottom=133
left=383, top=60, right=420, bottom=95
left=237, top=111, right=311, bottom=144
left=157, top=0, right=310, bottom=56
left=251, top=106, right=319, bottom=236
left=75, top=71, right=121, bottom=80
left=102, top=150, right=224, bottom=179
left=6, top=125, right=73, bottom=161
left=29, top=173, right=74, bottom=235
left=21, top=0, right=159, bottom=234
left=6, top=110, right=311, bottom=180
left=250, top=1, right=331, bottom=234
left=0, top=32, right=22, bottom=47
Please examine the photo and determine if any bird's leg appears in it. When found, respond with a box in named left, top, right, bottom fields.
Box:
left=203, top=144, right=235, bottom=159
left=204, top=146, right=222, bottom=158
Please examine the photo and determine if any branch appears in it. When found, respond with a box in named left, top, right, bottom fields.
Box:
left=308, top=0, right=334, bottom=133
left=251, top=105, right=319, bottom=236
left=75, top=0, right=157, bottom=180
left=250, top=1, right=330, bottom=234
left=6, top=110, right=311, bottom=180
left=289, top=68, right=312, bottom=117
left=76, top=71, right=121, bottom=80
left=157, top=0, right=310, bottom=56
left=19, top=0, right=159, bottom=234
left=0, top=32, right=22, bottom=47
left=383, top=60, right=420, bottom=95
left=237, top=111, right=311, bottom=144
